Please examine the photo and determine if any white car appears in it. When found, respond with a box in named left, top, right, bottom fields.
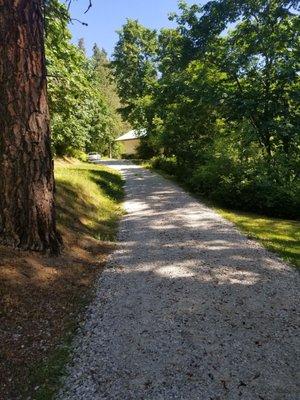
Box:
left=88, top=152, right=101, bottom=162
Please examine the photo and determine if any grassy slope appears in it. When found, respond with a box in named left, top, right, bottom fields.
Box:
left=55, top=159, right=124, bottom=241
left=140, top=161, right=300, bottom=269
left=0, top=159, right=124, bottom=400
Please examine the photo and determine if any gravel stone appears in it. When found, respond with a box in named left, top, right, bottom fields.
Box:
left=59, top=160, right=300, bottom=400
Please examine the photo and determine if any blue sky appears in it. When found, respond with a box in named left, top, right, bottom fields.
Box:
left=68, top=0, right=204, bottom=57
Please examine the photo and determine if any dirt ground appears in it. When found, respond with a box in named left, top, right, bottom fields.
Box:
left=0, top=224, right=115, bottom=399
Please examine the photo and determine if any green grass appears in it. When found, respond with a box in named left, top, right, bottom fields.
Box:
left=138, top=159, right=300, bottom=269
left=216, top=209, right=300, bottom=268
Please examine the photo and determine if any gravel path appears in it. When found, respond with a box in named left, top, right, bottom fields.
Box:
left=59, top=160, right=300, bottom=400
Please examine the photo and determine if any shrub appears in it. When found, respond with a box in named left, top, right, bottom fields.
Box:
left=190, top=157, right=300, bottom=219
left=148, top=153, right=299, bottom=219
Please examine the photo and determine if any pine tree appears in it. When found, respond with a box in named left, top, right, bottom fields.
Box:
left=0, top=0, right=62, bottom=253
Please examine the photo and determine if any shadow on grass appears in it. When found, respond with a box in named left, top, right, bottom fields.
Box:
left=0, top=237, right=111, bottom=400
left=56, top=168, right=124, bottom=242
left=89, top=169, right=124, bottom=203
left=56, top=182, right=98, bottom=234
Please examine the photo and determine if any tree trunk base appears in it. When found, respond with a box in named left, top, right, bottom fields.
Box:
left=0, top=230, right=63, bottom=256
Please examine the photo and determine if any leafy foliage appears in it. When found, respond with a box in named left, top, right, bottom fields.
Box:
left=45, top=1, right=127, bottom=157
left=113, top=20, right=158, bottom=128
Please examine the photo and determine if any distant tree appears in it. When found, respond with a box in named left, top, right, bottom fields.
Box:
left=46, top=7, right=127, bottom=158
left=78, top=37, right=86, bottom=54
left=92, top=44, right=108, bottom=64
left=88, top=43, right=131, bottom=155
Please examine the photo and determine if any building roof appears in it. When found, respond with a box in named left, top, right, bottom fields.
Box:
left=115, top=129, right=146, bottom=141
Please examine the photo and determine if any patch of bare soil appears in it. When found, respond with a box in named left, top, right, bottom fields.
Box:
left=0, top=226, right=115, bottom=399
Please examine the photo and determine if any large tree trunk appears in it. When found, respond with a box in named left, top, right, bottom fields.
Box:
left=0, top=0, right=62, bottom=254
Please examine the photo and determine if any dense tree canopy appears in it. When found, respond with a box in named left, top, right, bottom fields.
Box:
left=113, top=20, right=158, bottom=129
left=113, top=0, right=300, bottom=218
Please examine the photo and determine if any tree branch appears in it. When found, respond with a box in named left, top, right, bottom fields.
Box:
left=70, top=18, right=88, bottom=26
left=84, top=1, right=92, bottom=14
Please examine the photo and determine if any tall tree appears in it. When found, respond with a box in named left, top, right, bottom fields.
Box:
left=0, top=0, right=61, bottom=253
left=113, top=20, right=158, bottom=127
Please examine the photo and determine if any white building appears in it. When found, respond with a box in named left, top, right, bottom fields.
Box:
left=115, top=129, right=146, bottom=156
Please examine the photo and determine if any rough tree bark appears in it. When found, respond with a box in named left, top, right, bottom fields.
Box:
left=0, top=0, right=62, bottom=253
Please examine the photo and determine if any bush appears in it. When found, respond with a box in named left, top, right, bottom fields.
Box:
left=190, top=157, right=300, bottom=219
